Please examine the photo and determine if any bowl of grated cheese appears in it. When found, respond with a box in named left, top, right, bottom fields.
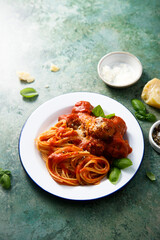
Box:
left=97, top=51, right=143, bottom=88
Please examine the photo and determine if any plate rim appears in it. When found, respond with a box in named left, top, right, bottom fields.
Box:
left=18, top=91, right=144, bottom=201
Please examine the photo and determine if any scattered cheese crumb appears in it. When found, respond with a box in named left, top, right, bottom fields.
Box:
left=50, top=64, right=60, bottom=72
left=17, top=71, right=35, bottom=83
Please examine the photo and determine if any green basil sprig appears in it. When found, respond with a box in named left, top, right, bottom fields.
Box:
left=0, top=168, right=11, bottom=189
left=113, top=158, right=133, bottom=169
left=108, top=158, right=133, bottom=184
left=145, top=113, right=157, bottom=122
left=105, top=113, right=115, bottom=119
left=20, top=87, right=38, bottom=98
left=108, top=167, right=121, bottom=184
left=146, top=171, right=156, bottom=181
left=92, top=105, right=115, bottom=119
left=131, top=99, right=146, bottom=113
left=131, top=99, right=156, bottom=122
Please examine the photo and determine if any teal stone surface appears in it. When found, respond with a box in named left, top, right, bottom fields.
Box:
left=0, top=0, right=160, bottom=239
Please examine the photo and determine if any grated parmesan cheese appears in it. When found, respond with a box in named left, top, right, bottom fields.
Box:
left=76, top=126, right=84, bottom=138
left=102, top=63, right=135, bottom=86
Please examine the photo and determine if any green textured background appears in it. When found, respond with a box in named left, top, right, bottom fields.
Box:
left=0, top=0, right=160, bottom=239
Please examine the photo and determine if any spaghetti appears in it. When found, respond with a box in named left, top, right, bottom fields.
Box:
left=36, top=101, right=132, bottom=186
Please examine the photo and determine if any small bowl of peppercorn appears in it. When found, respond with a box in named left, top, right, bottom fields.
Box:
left=149, top=120, right=160, bottom=153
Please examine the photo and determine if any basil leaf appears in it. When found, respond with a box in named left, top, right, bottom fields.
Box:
left=135, top=112, right=156, bottom=122
left=145, top=113, right=156, bottom=122
left=113, top=158, right=132, bottom=169
left=0, top=174, right=11, bottom=189
left=131, top=99, right=146, bottom=113
left=92, top=105, right=115, bottom=119
left=0, top=168, right=11, bottom=177
left=135, top=112, right=146, bottom=121
left=146, top=171, right=156, bottom=181
left=137, top=109, right=147, bottom=116
left=105, top=113, right=115, bottom=119
left=20, top=88, right=38, bottom=98
left=131, top=99, right=156, bottom=122
left=108, top=167, right=121, bottom=184
left=0, top=170, right=5, bottom=177
left=4, top=170, right=11, bottom=176
left=92, top=105, right=105, bottom=117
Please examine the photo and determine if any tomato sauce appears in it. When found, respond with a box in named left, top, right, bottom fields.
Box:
left=58, top=101, right=132, bottom=160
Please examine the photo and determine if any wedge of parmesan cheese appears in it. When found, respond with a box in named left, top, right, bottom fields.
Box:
left=50, top=64, right=60, bottom=72
left=141, top=78, right=160, bottom=109
left=17, top=71, right=35, bottom=83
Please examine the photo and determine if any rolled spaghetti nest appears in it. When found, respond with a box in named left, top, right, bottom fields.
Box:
left=36, top=120, right=110, bottom=186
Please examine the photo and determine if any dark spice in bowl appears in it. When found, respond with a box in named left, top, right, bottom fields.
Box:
left=152, top=124, right=160, bottom=146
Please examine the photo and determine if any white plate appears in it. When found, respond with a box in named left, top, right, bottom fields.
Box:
left=19, top=92, right=144, bottom=200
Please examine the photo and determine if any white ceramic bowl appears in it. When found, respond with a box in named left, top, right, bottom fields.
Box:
left=97, top=51, right=143, bottom=88
left=149, top=120, right=160, bottom=153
